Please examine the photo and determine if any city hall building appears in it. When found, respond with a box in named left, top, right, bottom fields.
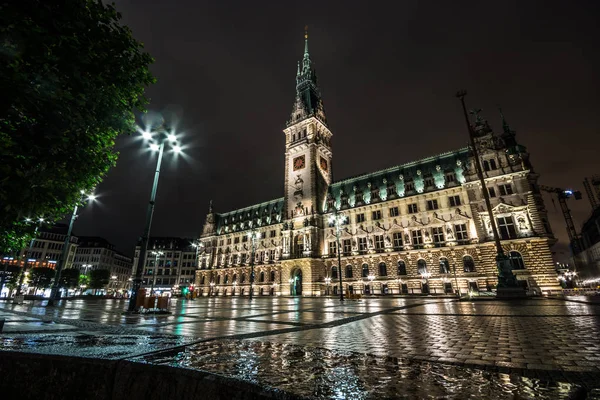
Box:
left=195, top=34, right=561, bottom=297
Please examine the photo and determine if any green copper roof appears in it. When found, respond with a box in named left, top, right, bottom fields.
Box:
left=327, top=147, right=471, bottom=211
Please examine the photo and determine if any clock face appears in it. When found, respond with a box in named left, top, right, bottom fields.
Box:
left=320, top=156, right=328, bottom=172
left=293, top=155, right=305, bottom=171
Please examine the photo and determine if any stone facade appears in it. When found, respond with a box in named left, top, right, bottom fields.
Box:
left=194, top=34, right=561, bottom=297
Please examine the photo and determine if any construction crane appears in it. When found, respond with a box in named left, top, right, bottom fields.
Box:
left=538, top=185, right=583, bottom=265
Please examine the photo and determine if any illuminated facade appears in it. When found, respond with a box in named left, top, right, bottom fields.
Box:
left=73, top=237, right=133, bottom=291
left=133, top=237, right=198, bottom=294
left=13, top=223, right=78, bottom=270
left=195, top=34, right=561, bottom=297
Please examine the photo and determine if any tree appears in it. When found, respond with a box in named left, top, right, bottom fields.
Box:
left=59, top=268, right=80, bottom=289
left=0, top=0, right=155, bottom=254
left=89, top=269, right=110, bottom=294
left=79, top=274, right=90, bottom=292
left=28, top=267, right=55, bottom=294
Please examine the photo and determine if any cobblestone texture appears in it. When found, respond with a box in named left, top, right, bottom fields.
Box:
left=1, top=296, right=599, bottom=375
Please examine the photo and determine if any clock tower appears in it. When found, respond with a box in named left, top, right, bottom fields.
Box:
left=283, top=29, right=333, bottom=222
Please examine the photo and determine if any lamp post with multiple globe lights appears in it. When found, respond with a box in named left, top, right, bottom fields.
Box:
left=247, top=229, right=258, bottom=300
left=328, top=210, right=347, bottom=302
left=15, top=217, right=44, bottom=297
left=128, top=123, right=182, bottom=312
left=47, top=191, right=97, bottom=306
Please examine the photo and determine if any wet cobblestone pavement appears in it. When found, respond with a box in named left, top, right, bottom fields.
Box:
left=1, top=296, right=600, bottom=398
left=137, top=340, right=600, bottom=399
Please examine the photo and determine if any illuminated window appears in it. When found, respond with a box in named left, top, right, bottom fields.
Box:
left=392, top=232, right=403, bottom=249
left=463, top=256, right=476, bottom=272
left=516, top=251, right=530, bottom=269
left=417, top=259, right=427, bottom=274
left=426, top=199, right=439, bottom=210
left=499, top=184, right=513, bottom=196
left=411, top=230, right=423, bottom=246
left=345, top=265, right=353, bottom=278
left=439, top=257, right=450, bottom=274
left=397, top=260, right=407, bottom=275
left=362, top=263, right=369, bottom=278
left=343, top=239, right=352, bottom=254
left=455, top=224, right=468, bottom=241
left=374, top=235, right=384, bottom=251
left=329, top=241, right=337, bottom=256
left=448, top=195, right=461, bottom=207
left=497, top=216, right=517, bottom=239
left=358, top=237, right=368, bottom=253
left=432, top=227, right=444, bottom=244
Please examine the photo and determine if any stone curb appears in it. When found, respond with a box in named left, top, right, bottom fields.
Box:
left=0, top=351, right=306, bottom=400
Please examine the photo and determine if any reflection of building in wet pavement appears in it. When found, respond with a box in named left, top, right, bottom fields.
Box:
left=195, top=32, right=561, bottom=298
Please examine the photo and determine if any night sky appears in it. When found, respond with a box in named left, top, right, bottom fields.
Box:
left=76, top=0, right=599, bottom=260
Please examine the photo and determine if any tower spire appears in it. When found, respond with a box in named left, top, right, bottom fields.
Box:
left=287, top=27, right=327, bottom=127
left=304, top=26, right=309, bottom=58
left=498, top=106, right=513, bottom=136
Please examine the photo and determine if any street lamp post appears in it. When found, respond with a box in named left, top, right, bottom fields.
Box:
left=328, top=210, right=346, bottom=301
left=248, top=229, right=257, bottom=300
left=368, top=274, right=375, bottom=295
left=456, top=91, right=519, bottom=295
left=128, top=123, right=182, bottom=312
left=47, top=192, right=95, bottom=307
left=149, top=251, right=163, bottom=296
left=452, top=263, right=461, bottom=297
left=421, top=271, right=431, bottom=294
left=16, top=217, right=44, bottom=297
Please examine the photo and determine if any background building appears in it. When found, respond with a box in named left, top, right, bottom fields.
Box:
left=73, top=236, right=133, bottom=292
left=573, top=179, right=600, bottom=283
left=195, top=34, right=561, bottom=297
left=17, top=223, right=79, bottom=270
left=133, top=237, right=198, bottom=295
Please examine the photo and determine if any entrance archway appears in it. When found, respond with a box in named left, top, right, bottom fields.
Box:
left=290, top=269, right=303, bottom=296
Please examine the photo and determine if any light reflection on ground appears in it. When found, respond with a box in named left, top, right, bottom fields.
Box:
left=138, top=340, right=597, bottom=400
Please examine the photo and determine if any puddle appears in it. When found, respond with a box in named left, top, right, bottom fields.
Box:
left=138, top=340, right=599, bottom=399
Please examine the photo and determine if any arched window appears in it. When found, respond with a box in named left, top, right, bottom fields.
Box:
left=417, top=259, right=427, bottom=275
left=331, top=266, right=338, bottom=279
left=270, top=271, right=276, bottom=281
left=509, top=251, right=525, bottom=270
left=483, top=160, right=490, bottom=171
left=232, top=274, right=237, bottom=283
left=439, top=257, right=450, bottom=274
left=224, top=275, right=229, bottom=284
left=378, top=262, right=387, bottom=276
left=260, top=271, right=265, bottom=282
left=463, top=256, right=476, bottom=272
left=345, top=265, right=353, bottom=278
left=362, top=263, right=369, bottom=278
left=217, top=275, right=221, bottom=284
left=490, top=159, right=497, bottom=170
left=241, top=273, right=246, bottom=283
left=397, top=260, right=407, bottom=275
